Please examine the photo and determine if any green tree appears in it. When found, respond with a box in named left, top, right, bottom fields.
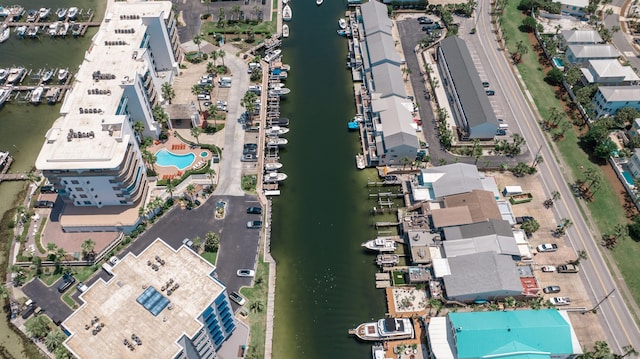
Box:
left=152, top=105, right=169, bottom=129
left=191, top=84, right=203, bottom=112
left=133, top=121, right=145, bottom=141
left=207, top=103, right=219, bottom=126
left=25, top=315, right=50, bottom=338
left=165, top=181, right=175, bottom=198
left=193, top=34, right=203, bottom=56
left=520, top=219, right=540, bottom=234
left=218, top=49, right=226, bottom=67
left=565, top=65, right=582, bottom=86
left=545, top=68, right=564, bottom=86
left=81, top=239, right=96, bottom=260
left=161, top=83, right=175, bottom=104
left=54, top=346, right=72, bottom=359
left=190, top=126, right=203, bottom=145
left=593, top=139, right=617, bottom=159
left=210, top=50, right=219, bottom=66
left=45, top=329, right=67, bottom=352
left=141, top=149, right=157, bottom=173
left=521, top=16, right=537, bottom=32
left=614, top=107, right=640, bottom=128
left=580, top=124, right=609, bottom=150
left=186, top=183, right=196, bottom=200
left=513, top=40, right=529, bottom=64
left=205, top=231, right=220, bottom=252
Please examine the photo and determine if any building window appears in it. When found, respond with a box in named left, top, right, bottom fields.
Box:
left=120, top=200, right=127, bottom=204
left=75, top=187, right=83, bottom=191
left=71, top=180, right=79, bottom=184
left=80, top=194, right=88, bottom=198
left=86, top=180, right=90, bottom=184
left=83, top=201, right=91, bottom=205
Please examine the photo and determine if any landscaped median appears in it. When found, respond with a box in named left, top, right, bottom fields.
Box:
left=500, top=1, right=640, bottom=310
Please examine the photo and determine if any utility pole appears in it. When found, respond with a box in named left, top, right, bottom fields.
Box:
left=583, top=288, right=616, bottom=314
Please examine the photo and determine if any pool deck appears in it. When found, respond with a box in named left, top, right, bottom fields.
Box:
left=147, top=132, right=212, bottom=180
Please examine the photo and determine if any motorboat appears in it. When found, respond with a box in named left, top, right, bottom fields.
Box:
left=355, top=154, right=366, bottom=170
left=26, top=26, right=38, bottom=38
left=270, top=68, right=288, bottom=80
left=271, top=62, right=290, bottom=71
left=8, top=5, right=24, bottom=21
left=48, top=22, right=60, bottom=37
left=266, top=137, right=288, bottom=147
left=25, top=9, right=37, bottom=22
left=349, top=318, right=414, bottom=341
left=0, top=88, right=11, bottom=107
left=268, top=117, right=289, bottom=126
left=282, top=24, right=289, bottom=38
left=372, top=344, right=385, bottom=359
left=263, top=172, right=288, bottom=183
left=30, top=86, right=44, bottom=104
left=58, top=22, right=70, bottom=36
left=57, top=68, right=69, bottom=82
left=348, top=121, right=359, bottom=130
left=264, top=162, right=283, bottom=171
left=338, top=18, right=347, bottom=29
left=6, top=67, right=25, bottom=84
left=46, top=87, right=61, bottom=104
left=268, top=84, right=291, bottom=96
left=361, top=237, right=397, bottom=252
left=56, top=8, right=67, bottom=20
left=283, top=0, right=288, bottom=4
left=41, top=69, right=53, bottom=83
left=317, top=0, right=323, bottom=5
left=337, top=29, right=349, bottom=37
left=15, top=25, right=27, bottom=38
left=71, top=23, right=82, bottom=36
left=266, top=126, right=290, bottom=136
left=67, top=7, right=79, bottom=21
left=38, top=8, right=51, bottom=20
left=264, top=49, right=282, bottom=63
left=0, top=25, right=9, bottom=43
left=282, top=4, right=292, bottom=21
left=0, top=69, right=8, bottom=83
left=376, top=254, right=399, bottom=267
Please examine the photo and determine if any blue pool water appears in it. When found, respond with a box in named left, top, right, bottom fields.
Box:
left=201, top=151, right=209, bottom=157
left=155, top=149, right=195, bottom=170
left=552, top=57, right=564, bottom=68
left=622, top=171, right=635, bottom=186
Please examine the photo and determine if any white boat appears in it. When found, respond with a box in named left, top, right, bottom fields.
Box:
left=350, top=318, right=414, bottom=341
left=67, top=7, right=79, bottom=20
left=41, top=69, right=53, bottom=83
left=361, top=237, right=397, bottom=252
left=26, top=26, right=38, bottom=38
left=264, top=49, right=282, bottom=63
left=15, top=25, right=27, bottom=38
left=25, top=9, right=37, bottom=22
left=270, top=68, right=288, bottom=80
left=356, top=154, right=366, bottom=170
left=282, top=4, right=292, bottom=21
left=0, top=69, right=8, bottom=82
left=0, top=88, right=11, bottom=107
left=283, top=0, right=288, bottom=4
left=339, top=18, right=347, bottom=29
left=264, top=162, right=283, bottom=171
left=372, top=344, right=385, bottom=359
left=38, top=8, right=51, bottom=20
left=266, top=137, right=288, bottom=147
left=317, top=0, right=323, bottom=5
left=30, top=86, right=44, bottom=103
left=266, top=126, right=290, bottom=136
left=8, top=5, right=24, bottom=21
left=376, top=254, right=399, bottom=267
left=48, top=22, right=60, bottom=36
left=56, top=8, right=67, bottom=20
left=268, top=84, right=291, bottom=96
left=58, top=22, right=70, bottom=36
left=6, top=67, right=25, bottom=84
left=282, top=24, right=289, bottom=38
left=263, top=172, right=288, bottom=183
left=57, top=68, right=69, bottom=82
left=0, top=25, right=9, bottom=43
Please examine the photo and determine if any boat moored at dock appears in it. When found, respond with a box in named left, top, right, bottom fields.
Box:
left=38, top=7, right=51, bottom=20
left=268, top=85, right=291, bottom=96
left=0, top=88, right=11, bottom=107
left=266, top=126, right=289, bottom=136
left=339, top=18, right=347, bottom=29
left=67, top=7, right=79, bottom=21
left=264, top=49, right=282, bottom=63
left=372, top=344, right=385, bottom=359
left=375, top=253, right=399, bottom=267
left=355, top=154, right=366, bottom=170
left=30, top=86, right=44, bottom=103
left=266, top=137, right=288, bottom=147
left=0, top=69, right=8, bottom=83
left=25, top=9, right=37, bottom=22
left=15, top=25, right=26, bottom=38
left=282, top=4, right=292, bottom=21
left=57, top=68, right=69, bottom=82
left=282, top=24, right=289, bottom=38
left=6, top=67, right=25, bottom=85
left=349, top=318, right=414, bottom=341
left=0, top=25, right=9, bottom=43
left=263, top=172, right=288, bottom=183
left=56, top=8, right=67, bottom=21
left=264, top=162, right=283, bottom=171
left=41, top=69, right=53, bottom=83
left=361, top=237, right=397, bottom=252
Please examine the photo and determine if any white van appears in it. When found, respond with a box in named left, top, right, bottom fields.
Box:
left=498, top=123, right=509, bottom=129
left=219, top=76, right=232, bottom=83
left=197, top=94, right=211, bottom=101
left=102, top=262, right=114, bottom=276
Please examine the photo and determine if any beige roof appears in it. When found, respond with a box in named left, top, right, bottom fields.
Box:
left=63, top=238, right=225, bottom=359
left=431, top=207, right=474, bottom=228
left=443, top=190, right=502, bottom=224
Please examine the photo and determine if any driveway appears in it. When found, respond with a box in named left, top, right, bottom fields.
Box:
left=22, top=277, right=74, bottom=323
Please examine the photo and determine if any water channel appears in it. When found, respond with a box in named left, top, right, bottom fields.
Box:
left=270, top=1, right=391, bottom=357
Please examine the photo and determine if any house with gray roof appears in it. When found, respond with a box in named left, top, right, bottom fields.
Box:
left=592, top=86, right=640, bottom=117
left=553, top=0, right=589, bottom=16
left=370, top=62, right=406, bottom=98
left=581, top=59, right=639, bottom=86
left=560, top=30, right=603, bottom=48
left=363, top=32, right=402, bottom=69
left=442, top=219, right=520, bottom=257
left=360, top=0, right=393, bottom=37
left=371, top=94, right=419, bottom=165
left=437, top=36, right=498, bottom=139
left=566, top=44, right=620, bottom=65
left=439, top=251, right=524, bottom=302
left=417, top=163, right=493, bottom=200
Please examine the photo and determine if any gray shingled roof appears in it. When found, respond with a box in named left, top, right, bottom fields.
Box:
left=597, top=86, right=640, bottom=102
left=365, top=32, right=402, bottom=68
left=443, top=252, right=523, bottom=300
left=371, top=62, right=406, bottom=98
left=442, top=219, right=520, bottom=257
left=420, top=163, right=484, bottom=198
left=439, top=37, right=498, bottom=139
left=360, top=0, right=393, bottom=37
left=560, top=30, right=603, bottom=44
left=567, top=44, right=620, bottom=59
left=372, top=96, right=419, bottom=149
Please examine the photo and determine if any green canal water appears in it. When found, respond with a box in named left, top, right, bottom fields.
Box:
left=270, top=1, right=393, bottom=357
left=0, top=1, right=104, bottom=356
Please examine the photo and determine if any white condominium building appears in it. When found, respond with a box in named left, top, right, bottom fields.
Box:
left=35, top=1, right=181, bottom=210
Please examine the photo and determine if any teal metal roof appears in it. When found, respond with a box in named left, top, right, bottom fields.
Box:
left=449, top=310, right=573, bottom=358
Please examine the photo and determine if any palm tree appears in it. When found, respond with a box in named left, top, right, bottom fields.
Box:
left=81, top=239, right=95, bottom=260
left=205, top=231, right=220, bottom=252
left=142, top=149, right=157, bottom=173
left=232, top=5, right=241, bottom=20
left=249, top=301, right=265, bottom=313
left=240, top=91, right=257, bottom=120
left=133, top=121, right=145, bottom=141
left=205, top=167, right=216, bottom=188
left=190, top=126, right=203, bottom=145
left=186, top=183, right=196, bottom=201
left=210, top=50, right=219, bottom=67
left=206, top=61, right=216, bottom=75
left=217, top=8, right=226, bottom=27
left=207, top=104, right=219, bottom=126
left=152, top=105, right=169, bottom=129
left=45, top=329, right=67, bottom=352
left=165, top=181, right=175, bottom=198
left=46, top=242, right=58, bottom=254
left=191, top=84, right=203, bottom=112
left=218, top=49, right=226, bottom=68
left=401, top=66, right=412, bottom=81
left=161, top=83, right=175, bottom=104
left=193, top=34, right=203, bottom=57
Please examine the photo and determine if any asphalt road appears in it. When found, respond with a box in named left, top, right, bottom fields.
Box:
left=474, top=0, right=640, bottom=351
left=22, top=277, right=73, bottom=323
left=604, top=1, right=640, bottom=71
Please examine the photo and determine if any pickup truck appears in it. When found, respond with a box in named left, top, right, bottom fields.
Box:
left=549, top=297, right=571, bottom=306
left=536, top=243, right=558, bottom=252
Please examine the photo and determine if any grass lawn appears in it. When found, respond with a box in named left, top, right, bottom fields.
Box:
left=201, top=251, right=218, bottom=265
left=240, top=257, right=269, bottom=358
left=393, top=271, right=406, bottom=285
left=501, top=2, right=640, bottom=307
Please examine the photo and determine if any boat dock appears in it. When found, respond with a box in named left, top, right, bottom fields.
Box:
left=0, top=153, right=30, bottom=183
left=1, top=10, right=97, bottom=37
left=2, top=67, right=73, bottom=105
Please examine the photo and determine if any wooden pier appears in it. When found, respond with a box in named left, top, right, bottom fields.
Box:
left=0, top=155, right=30, bottom=183
left=375, top=222, right=400, bottom=228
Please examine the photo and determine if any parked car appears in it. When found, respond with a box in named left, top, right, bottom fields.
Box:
left=496, top=129, right=507, bottom=136
left=244, top=143, right=258, bottom=149
left=516, top=216, right=535, bottom=224
left=203, top=101, right=212, bottom=107
left=247, top=220, right=262, bottom=229
left=237, top=269, right=255, bottom=277
left=247, top=207, right=262, bottom=214
left=57, top=273, right=76, bottom=293
left=482, top=81, right=490, bottom=88
left=241, top=154, right=258, bottom=162
left=543, top=285, right=561, bottom=294
left=109, top=256, right=120, bottom=265
left=35, top=200, right=54, bottom=208
left=557, top=264, right=579, bottom=273
left=182, top=238, right=194, bottom=248
left=229, top=291, right=246, bottom=305
left=485, top=90, right=495, bottom=96
left=540, top=265, right=557, bottom=272
left=197, top=94, right=211, bottom=101
left=418, top=17, right=434, bottom=24
left=40, top=185, right=57, bottom=193
left=536, top=243, right=558, bottom=252
left=76, top=282, right=89, bottom=293
left=549, top=297, right=571, bottom=306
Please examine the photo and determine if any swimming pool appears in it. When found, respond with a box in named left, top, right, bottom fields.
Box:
left=552, top=57, right=564, bottom=69
left=622, top=170, right=635, bottom=186
left=155, top=149, right=195, bottom=170
left=201, top=151, right=209, bottom=157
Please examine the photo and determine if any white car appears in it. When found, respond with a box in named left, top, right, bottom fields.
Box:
left=540, top=265, right=556, bottom=272
left=549, top=297, right=571, bottom=306
left=229, top=291, right=246, bottom=305
left=237, top=269, right=255, bottom=277
left=109, top=256, right=120, bottom=265
left=536, top=243, right=558, bottom=252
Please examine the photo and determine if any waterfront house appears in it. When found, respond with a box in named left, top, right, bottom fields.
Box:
left=370, top=94, right=420, bottom=166
left=430, top=190, right=503, bottom=230
left=427, top=310, right=583, bottom=358
left=626, top=148, right=640, bottom=178
left=414, top=163, right=497, bottom=201
left=560, top=30, right=603, bottom=48
left=565, top=44, right=620, bottom=65
left=553, top=0, right=589, bottom=16
left=35, top=1, right=182, bottom=232
left=437, top=36, right=499, bottom=140
left=592, top=86, right=640, bottom=118
left=62, top=238, right=236, bottom=359
left=441, top=219, right=520, bottom=258
left=580, top=59, right=639, bottom=86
